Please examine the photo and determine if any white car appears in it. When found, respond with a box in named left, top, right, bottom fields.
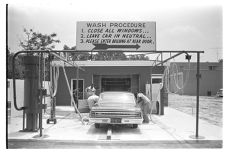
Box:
left=89, top=92, right=143, bottom=128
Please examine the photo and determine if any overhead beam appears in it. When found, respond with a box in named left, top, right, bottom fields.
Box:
left=15, top=50, right=204, bottom=54
left=155, top=52, right=184, bottom=66
left=49, top=50, right=205, bottom=54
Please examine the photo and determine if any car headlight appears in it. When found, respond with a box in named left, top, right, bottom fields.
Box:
left=90, top=111, right=95, bottom=118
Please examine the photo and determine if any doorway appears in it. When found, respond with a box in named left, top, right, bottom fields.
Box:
left=71, top=79, right=84, bottom=104
left=101, top=78, right=131, bottom=92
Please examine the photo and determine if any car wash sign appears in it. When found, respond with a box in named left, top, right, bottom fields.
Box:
left=76, top=21, right=156, bottom=51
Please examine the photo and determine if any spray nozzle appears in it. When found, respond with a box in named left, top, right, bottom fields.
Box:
left=185, top=53, right=191, bottom=61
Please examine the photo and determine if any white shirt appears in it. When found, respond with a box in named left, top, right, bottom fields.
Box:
left=87, top=94, right=99, bottom=109
left=137, top=93, right=151, bottom=103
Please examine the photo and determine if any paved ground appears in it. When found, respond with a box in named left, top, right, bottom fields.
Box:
left=7, top=105, right=223, bottom=149
left=7, top=139, right=222, bottom=149
left=168, top=94, right=223, bottom=127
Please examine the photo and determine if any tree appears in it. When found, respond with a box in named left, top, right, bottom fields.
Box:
left=7, top=50, right=25, bottom=79
left=63, top=45, right=90, bottom=61
left=127, top=54, right=149, bottom=60
left=20, top=28, right=60, bottom=51
left=15, top=28, right=60, bottom=79
left=62, top=45, right=149, bottom=61
left=94, top=51, right=127, bottom=61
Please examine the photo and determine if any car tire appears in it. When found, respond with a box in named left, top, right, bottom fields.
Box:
left=133, top=124, right=138, bottom=128
left=95, top=123, right=100, bottom=128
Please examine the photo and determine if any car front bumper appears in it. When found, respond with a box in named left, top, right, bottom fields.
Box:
left=89, top=118, right=143, bottom=124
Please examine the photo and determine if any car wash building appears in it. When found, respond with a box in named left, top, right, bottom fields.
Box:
left=55, top=21, right=167, bottom=113
left=55, top=60, right=166, bottom=106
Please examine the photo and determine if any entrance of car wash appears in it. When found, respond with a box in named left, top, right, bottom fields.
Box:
left=102, top=77, right=131, bottom=91
left=93, top=74, right=139, bottom=94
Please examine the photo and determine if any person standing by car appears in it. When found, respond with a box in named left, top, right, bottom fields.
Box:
left=87, top=89, right=99, bottom=109
left=137, top=93, right=151, bottom=123
left=86, top=84, right=99, bottom=109
left=85, top=83, right=96, bottom=98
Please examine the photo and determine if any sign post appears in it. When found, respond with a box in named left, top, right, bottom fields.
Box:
left=76, top=21, right=156, bottom=51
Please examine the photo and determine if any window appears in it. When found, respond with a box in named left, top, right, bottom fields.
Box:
left=208, top=66, right=217, bottom=70
left=151, top=74, right=163, bottom=84
left=152, top=78, right=162, bottom=84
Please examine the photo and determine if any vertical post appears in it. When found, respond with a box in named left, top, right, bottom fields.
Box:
left=39, top=53, right=43, bottom=137
left=23, top=56, right=39, bottom=132
left=161, top=53, right=163, bottom=66
left=6, top=4, right=8, bottom=53
left=76, top=67, right=79, bottom=109
left=22, top=110, right=25, bottom=130
left=195, top=52, right=200, bottom=138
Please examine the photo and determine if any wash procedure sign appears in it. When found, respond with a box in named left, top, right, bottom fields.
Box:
left=76, top=21, right=156, bottom=51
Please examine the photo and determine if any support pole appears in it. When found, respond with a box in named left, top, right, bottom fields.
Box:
left=22, top=56, right=39, bottom=132
left=161, top=53, right=163, bottom=66
left=39, top=53, right=43, bottom=137
left=22, top=110, right=25, bottom=130
left=76, top=67, right=79, bottom=110
left=190, top=52, right=204, bottom=139
left=195, top=52, right=200, bottom=138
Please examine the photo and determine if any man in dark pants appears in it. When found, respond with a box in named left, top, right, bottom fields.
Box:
left=137, top=93, right=151, bottom=123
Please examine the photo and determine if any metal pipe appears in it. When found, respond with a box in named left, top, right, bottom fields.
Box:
left=76, top=67, right=79, bottom=109
left=49, top=50, right=204, bottom=53
left=155, top=52, right=184, bottom=66
left=161, top=53, right=163, bottom=66
left=195, top=52, right=200, bottom=137
left=15, top=50, right=205, bottom=54
left=61, top=65, right=84, bottom=124
left=22, top=109, right=25, bottom=130
left=39, top=53, right=43, bottom=136
left=152, top=53, right=161, bottom=66
left=12, top=53, right=25, bottom=111
left=6, top=4, right=8, bottom=53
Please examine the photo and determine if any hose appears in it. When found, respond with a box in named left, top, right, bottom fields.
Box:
left=171, top=60, right=191, bottom=90
left=162, top=59, right=191, bottom=94
left=61, top=63, right=84, bottom=124
left=12, top=53, right=25, bottom=111
left=49, top=64, right=59, bottom=97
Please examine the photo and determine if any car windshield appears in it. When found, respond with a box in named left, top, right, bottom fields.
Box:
left=98, top=92, right=136, bottom=105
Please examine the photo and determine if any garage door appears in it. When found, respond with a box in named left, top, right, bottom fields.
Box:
left=101, top=78, right=131, bottom=91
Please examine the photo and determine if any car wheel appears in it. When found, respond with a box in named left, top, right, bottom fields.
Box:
left=95, top=123, right=100, bottom=128
left=133, top=124, right=138, bottom=128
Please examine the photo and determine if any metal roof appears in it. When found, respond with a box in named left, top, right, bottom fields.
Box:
left=52, top=60, right=155, bottom=67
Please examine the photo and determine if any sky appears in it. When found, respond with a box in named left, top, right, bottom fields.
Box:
left=6, top=0, right=224, bottom=62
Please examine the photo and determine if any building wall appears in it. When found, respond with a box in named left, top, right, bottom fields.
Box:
left=56, top=66, right=164, bottom=106
left=169, top=62, right=223, bottom=96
